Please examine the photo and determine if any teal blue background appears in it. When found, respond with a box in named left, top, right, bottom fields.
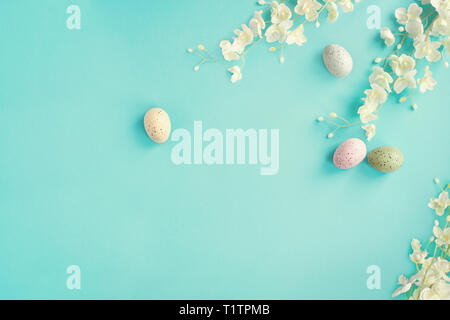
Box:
left=0, top=0, right=448, bottom=299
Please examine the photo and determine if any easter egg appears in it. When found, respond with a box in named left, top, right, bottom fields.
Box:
left=143, top=108, right=171, bottom=143
left=333, top=138, right=367, bottom=169
left=368, top=146, right=404, bottom=172
left=322, top=44, right=353, bottom=78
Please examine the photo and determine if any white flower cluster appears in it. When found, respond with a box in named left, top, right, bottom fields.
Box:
left=319, top=0, right=449, bottom=141
left=188, top=0, right=361, bottom=83
left=365, top=0, right=449, bottom=140
left=393, top=179, right=450, bottom=300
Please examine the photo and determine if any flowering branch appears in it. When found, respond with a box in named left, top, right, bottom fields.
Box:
left=318, top=0, right=450, bottom=141
left=188, top=0, right=361, bottom=83
left=392, top=178, right=450, bottom=300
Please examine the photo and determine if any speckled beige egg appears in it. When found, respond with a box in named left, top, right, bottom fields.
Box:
left=143, top=108, right=171, bottom=143
left=322, top=44, right=353, bottom=78
left=368, top=146, right=404, bottom=172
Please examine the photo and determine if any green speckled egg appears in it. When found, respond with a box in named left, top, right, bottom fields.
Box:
left=368, top=146, right=404, bottom=172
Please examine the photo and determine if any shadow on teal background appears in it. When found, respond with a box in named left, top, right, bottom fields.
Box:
left=0, top=0, right=448, bottom=299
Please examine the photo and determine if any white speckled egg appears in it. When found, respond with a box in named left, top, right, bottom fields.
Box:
left=144, top=108, right=171, bottom=143
left=322, top=44, right=353, bottom=78
left=333, top=138, right=367, bottom=169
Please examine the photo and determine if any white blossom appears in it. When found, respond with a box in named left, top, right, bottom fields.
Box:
left=395, top=3, right=424, bottom=39
left=381, top=27, right=396, bottom=46
left=326, top=2, right=339, bottom=22
left=433, top=220, right=450, bottom=246
left=358, top=109, right=378, bottom=123
left=419, top=281, right=450, bottom=300
left=338, top=0, right=354, bottom=13
left=220, top=40, right=240, bottom=61
left=428, top=191, right=450, bottom=216
left=417, top=66, right=437, bottom=93
left=369, top=66, right=393, bottom=91
left=431, top=15, right=450, bottom=36
left=357, top=83, right=387, bottom=124
left=394, top=182, right=450, bottom=300
left=228, top=66, right=242, bottom=83
left=265, top=20, right=293, bottom=43
left=431, top=0, right=450, bottom=16
left=363, top=83, right=388, bottom=105
left=286, top=24, right=307, bottom=46
left=232, top=24, right=254, bottom=54
left=414, top=36, right=442, bottom=62
left=410, top=239, right=428, bottom=265
left=442, top=37, right=450, bottom=54
left=358, top=99, right=378, bottom=124
left=390, top=54, right=416, bottom=76
left=294, top=0, right=322, bottom=22
left=392, top=274, right=419, bottom=298
left=393, top=69, right=417, bottom=94
left=423, top=258, right=450, bottom=286
left=270, top=1, right=292, bottom=24
left=249, top=10, right=266, bottom=38
left=362, top=124, right=376, bottom=141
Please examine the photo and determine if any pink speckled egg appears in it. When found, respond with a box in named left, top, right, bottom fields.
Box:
left=333, top=138, right=367, bottom=169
